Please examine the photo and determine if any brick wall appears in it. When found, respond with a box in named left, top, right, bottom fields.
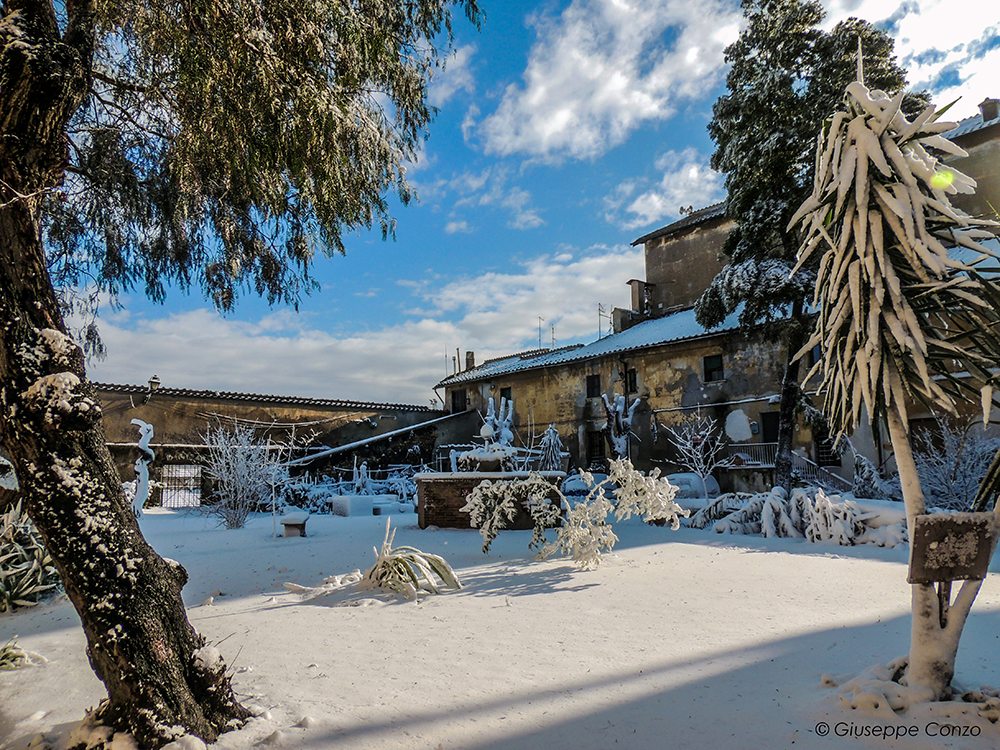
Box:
left=416, top=472, right=564, bottom=530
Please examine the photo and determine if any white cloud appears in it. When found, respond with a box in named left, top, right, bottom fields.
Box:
left=444, top=220, right=472, bottom=234
left=604, top=148, right=725, bottom=230
left=451, top=167, right=546, bottom=230
left=478, top=0, right=742, bottom=160
left=822, top=0, right=1000, bottom=120
left=428, top=44, right=477, bottom=107
left=86, top=247, right=644, bottom=404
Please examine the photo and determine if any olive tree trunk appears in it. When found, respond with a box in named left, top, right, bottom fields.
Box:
left=0, top=1, right=250, bottom=745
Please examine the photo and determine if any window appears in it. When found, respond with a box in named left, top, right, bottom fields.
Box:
left=815, top=436, right=841, bottom=467
left=807, top=344, right=822, bottom=369
left=160, top=465, right=202, bottom=508
left=586, top=431, right=606, bottom=469
left=703, top=354, right=724, bottom=382
left=499, top=386, right=512, bottom=403
left=451, top=389, right=467, bottom=413
left=586, top=374, right=601, bottom=398
left=626, top=368, right=638, bottom=394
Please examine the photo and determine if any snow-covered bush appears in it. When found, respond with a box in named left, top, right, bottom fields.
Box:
left=203, top=423, right=290, bottom=529
left=912, top=418, right=1000, bottom=511
left=688, top=486, right=896, bottom=546
left=461, top=473, right=562, bottom=553
left=1, top=500, right=61, bottom=612
left=358, top=519, right=461, bottom=599
left=851, top=451, right=902, bottom=501
left=542, top=459, right=686, bottom=569
left=538, top=425, right=565, bottom=472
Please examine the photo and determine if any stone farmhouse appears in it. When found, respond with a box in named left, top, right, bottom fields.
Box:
left=436, top=98, right=1000, bottom=490
left=96, top=382, right=474, bottom=506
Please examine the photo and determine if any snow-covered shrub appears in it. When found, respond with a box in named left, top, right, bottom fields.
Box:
left=0, top=637, right=29, bottom=670
left=358, top=519, right=461, bottom=599
left=202, top=423, right=289, bottom=529
left=912, top=418, right=1000, bottom=511
left=1, top=500, right=61, bottom=611
left=461, top=473, right=562, bottom=553
left=542, top=459, right=686, bottom=569
left=851, top=452, right=902, bottom=501
left=538, top=425, right=565, bottom=472
left=690, top=486, right=876, bottom=545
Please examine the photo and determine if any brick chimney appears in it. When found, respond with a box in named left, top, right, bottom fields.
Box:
left=980, top=98, right=999, bottom=122
left=465, top=351, right=475, bottom=371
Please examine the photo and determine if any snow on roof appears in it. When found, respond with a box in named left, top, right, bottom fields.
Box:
left=93, top=383, right=433, bottom=412
left=630, top=203, right=727, bottom=247
left=438, top=306, right=742, bottom=387
left=943, top=108, right=1000, bottom=141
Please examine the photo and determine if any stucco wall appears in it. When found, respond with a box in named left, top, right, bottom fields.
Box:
left=443, top=329, right=833, bottom=480
left=642, top=216, right=733, bottom=313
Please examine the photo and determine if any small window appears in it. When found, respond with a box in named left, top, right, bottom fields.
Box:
left=586, top=374, right=601, bottom=398
left=626, top=368, right=638, bottom=394
left=704, top=354, right=724, bottom=382
left=499, top=386, right=512, bottom=403
left=451, top=389, right=467, bottom=413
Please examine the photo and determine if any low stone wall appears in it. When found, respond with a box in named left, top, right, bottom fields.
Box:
left=415, top=472, right=565, bottom=530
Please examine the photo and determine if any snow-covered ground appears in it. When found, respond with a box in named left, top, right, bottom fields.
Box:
left=3, top=508, right=1000, bottom=750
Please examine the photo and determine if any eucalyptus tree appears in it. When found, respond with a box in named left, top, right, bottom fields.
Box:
left=790, top=64, right=1000, bottom=701
left=0, top=0, right=480, bottom=745
left=695, top=0, right=926, bottom=490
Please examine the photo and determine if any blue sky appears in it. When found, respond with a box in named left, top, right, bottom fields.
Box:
left=85, top=0, right=1000, bottom=406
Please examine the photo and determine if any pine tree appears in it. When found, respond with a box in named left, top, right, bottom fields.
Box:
left=0, top=0, right=480, bottom=745
left=695, top=0, right=926, bottom=490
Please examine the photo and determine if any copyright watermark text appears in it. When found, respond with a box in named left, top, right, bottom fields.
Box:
left=814, top=721, right=982, bottom=739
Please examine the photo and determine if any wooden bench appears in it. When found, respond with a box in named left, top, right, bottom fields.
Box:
left=279, top=513, right=310, bottom=537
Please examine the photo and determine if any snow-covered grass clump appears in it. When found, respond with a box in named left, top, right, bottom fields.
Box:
left=357, top=519, right=461, bottom=599
left=688, top=486, right=907, bottom=547
left=1, top=500, right=61, bottom=611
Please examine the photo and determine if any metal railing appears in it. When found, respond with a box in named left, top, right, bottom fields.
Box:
left=790, top=452, right=853, bottom=493
left=726, top=442, right=853, bottom=492
left=727, top=442, right=778, bottom=467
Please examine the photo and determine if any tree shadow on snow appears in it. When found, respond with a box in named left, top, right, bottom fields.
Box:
left=295, top=607, right=1000, bottom=750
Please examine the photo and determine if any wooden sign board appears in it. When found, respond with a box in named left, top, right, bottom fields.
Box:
left=908, top=512, right=996, bottom=585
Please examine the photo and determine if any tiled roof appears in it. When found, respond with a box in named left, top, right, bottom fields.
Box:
left=943, top=109, right=1000, bottom=141
left=92, top=383, right=432, bottom=412
left=631, top=202, right=727, bottom=246
left=437, top=306, right=742, bottom=387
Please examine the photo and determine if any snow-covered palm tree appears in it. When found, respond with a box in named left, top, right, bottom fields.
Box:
left=790, top=55, right=1000, bottom=701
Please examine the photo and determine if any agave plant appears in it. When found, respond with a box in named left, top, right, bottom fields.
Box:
left=1, top=500, right=61, bottom=612
left=0, top=637, right=29, bottom=670
left=358, top=518, right=461, bottom=600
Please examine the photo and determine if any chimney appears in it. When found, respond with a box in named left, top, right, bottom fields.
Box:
left=980, top=98, right=999, bottom=123
left=465, top=351, right=475, bottom=371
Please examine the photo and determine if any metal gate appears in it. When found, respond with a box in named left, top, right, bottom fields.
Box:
left=160, top=464, right=202, bottom=508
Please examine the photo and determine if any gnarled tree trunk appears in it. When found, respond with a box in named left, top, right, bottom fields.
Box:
left=0, top=1, right=250, bottom=745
